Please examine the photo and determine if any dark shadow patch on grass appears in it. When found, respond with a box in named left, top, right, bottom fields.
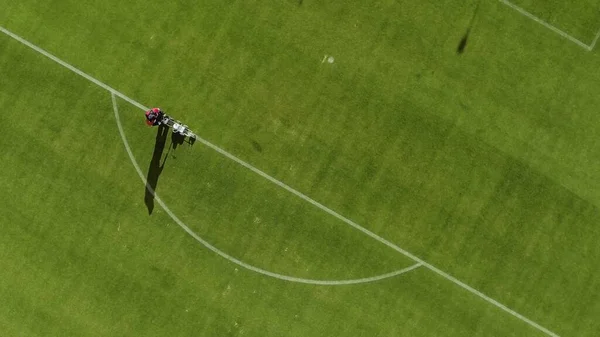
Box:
left=457, top=30, right=469, bottom=54
left=250, top=139, right=263, bottom=152
left=171, top=131, right=186, bottom=151
left=458, top=0, right=481, bottom=55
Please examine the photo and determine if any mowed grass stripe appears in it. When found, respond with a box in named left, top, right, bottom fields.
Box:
left=0, top=33, right=553, bottom=337
left=113, top=92, right=421, bottom=284
left=1, top=22, right=561, bottom=336
left=1, top=22, right=419, bottom=284
left=2, top=0, right=600, bottom=335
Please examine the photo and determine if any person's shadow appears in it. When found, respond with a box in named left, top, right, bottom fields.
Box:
left=144, top=125, right=169, bottom=214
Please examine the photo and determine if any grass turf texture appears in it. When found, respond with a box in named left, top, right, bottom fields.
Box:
left=1, top=0, right=600, bottom=336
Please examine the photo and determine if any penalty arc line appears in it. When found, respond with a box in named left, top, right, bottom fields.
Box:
left=2, top=23, right=423, bottom=287
left=111, top=92, right=422, bottom=286
left=184, top=130, right=560, bottom=337
left=0, top=25, right=559, bottom=336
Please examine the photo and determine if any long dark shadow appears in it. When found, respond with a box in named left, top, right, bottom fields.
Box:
left=145, top=125, right=169, bottom=214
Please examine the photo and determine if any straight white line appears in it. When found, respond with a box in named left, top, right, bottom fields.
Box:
left=0, top=26, right=148, bottom=110
left=1, top=25, right=559, bottom=337
left=112, top=92, right=419, bottom=286
left=499, top=0, right=592, bottom=51
left=590, top=28, right=600, bottom=50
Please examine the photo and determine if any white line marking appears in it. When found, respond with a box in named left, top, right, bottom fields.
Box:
left=0, top=26, right=148, bottom=110
left=1, top=25, right=559, bottom=336
left=590, top=28, right=600, bottom=50
left=499, top=0, right=592, bottom=51
left=111, top=92, right=420, bottom=285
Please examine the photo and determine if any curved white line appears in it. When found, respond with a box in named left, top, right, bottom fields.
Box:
left=0, top=26, right=558, bottom=335
left=112, top=92, right=420, bottom=285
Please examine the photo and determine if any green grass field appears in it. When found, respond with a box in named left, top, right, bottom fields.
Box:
left=1, top=0, right=600, bottom=336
